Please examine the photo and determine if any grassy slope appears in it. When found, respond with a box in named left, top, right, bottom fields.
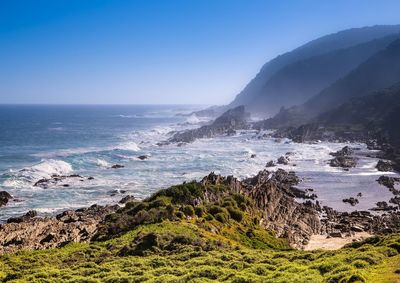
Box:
left=0, top=182, right=400, bottom=282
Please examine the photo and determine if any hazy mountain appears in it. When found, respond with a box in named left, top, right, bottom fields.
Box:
left=262, top=38, right=400, bottom=128
left=228, top=25, right=400, bottom=117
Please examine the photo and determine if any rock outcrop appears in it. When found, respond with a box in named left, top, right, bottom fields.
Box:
left=0, top=191, right=12, bottom=207
left=329, top=146, right=358, bottom=168
left=170, top=106, right=249, bottom=143
left=0, top=204, right=118, bottom=254
left=199, top=169, right=321, bottom=248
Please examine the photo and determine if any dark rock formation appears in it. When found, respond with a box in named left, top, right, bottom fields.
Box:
left=377, top=175, right=400, bottom=190
left=7, top=210, right=38, bottom=224
left=342, top=197, right=359, bottom=206
left=321, top=208, right=400, bottom=236
left=0, top=204, right=118, bottom=254
left=170, top=106, right=249, bottom=143
left=277, top=156, right=289, bottom=165
left=119, top=195, right=136, bottom=204
left=137, top=155, right=149, bottom=160
left=33, top=174, right=88, bottom=189
left=265, top=160, right=276, bottom=167
left=376, top=160, right=394, bottom=172
left=329, top=146, right=357, bottom=168
left=111, top=164, right=125, bottom=169
left=0, top=191, right=12, bottom=207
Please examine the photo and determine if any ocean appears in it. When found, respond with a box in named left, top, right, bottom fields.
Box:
left=0, top=105, right=397, bottom=221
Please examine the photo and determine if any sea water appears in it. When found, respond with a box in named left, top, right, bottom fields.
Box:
left=0, top=105, right=398, bottom=221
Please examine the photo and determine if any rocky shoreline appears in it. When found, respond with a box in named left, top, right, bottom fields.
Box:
left=1, top=161, right=399, bottom=254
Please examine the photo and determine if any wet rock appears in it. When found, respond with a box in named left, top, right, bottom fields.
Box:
left=376, top=160, right=394, bottom=172
left=0, top=191, right=12, bottom=207
left=111, top=164, right=125, bottom=169
left=119, top=195, right=136, bottom=204
left=87, top=176, right=95, bottom=180
left=277, top=156, right=289, bottom=165
left=169, top=106, right=249, bottom=143
left=137, top=155, right=149, bottom=160
left=265, top=160, right=276, bottom=167
left=329, top=146, right=357, bottom=168
left=357, top=192, right=363, bottom=197
left=250, top=154, right=256, bottom=158
left=330, top=156, right=357, bottom=168
left=330, top=146, right=353, bottom=157
left=342, top=197, right=359, bottom=206
left=377, top=175, right=400, bottom=190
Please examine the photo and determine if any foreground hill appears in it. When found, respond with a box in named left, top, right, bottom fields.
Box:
left=227, top=25, right=400, bottom=117
left=1, top=170, right=400, bottom=282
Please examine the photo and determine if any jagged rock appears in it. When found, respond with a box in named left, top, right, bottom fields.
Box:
left=0, top=204, right=118, bottom=254
left=7, top=210, right=38, bottom=224
left=377, top=175, right=400, bottom=190
left=342, top=197, right=359, bottom=206
left=376, top=160, right=394, bottom=172
left=0, top=191, right=12, bottom=207
left=329, top=146, right=357, bottom=168
left=277, top=156, right=289, bottom=165
left=330, top=146, right=353, bottom=157
left=119, top=195, right=136, bottom=204
left=111, top=164, right=125, bottom=169
left=199, top=169, right=320, bottom=249
left=169, top=106, right=249, bottom=143
left=330, top=156, right=357, bottom=168
left=265, top=161, right=276, bottom=167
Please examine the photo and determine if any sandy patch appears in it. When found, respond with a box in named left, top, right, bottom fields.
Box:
left=304, top=232, right=372, bottom=251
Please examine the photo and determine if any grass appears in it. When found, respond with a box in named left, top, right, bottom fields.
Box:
left=0, top=179, right=399, bottom=282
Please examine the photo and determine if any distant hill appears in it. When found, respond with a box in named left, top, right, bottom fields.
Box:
left=227, top=25, right=400, bottom=117
left=263, top=38, right=400, bottom=127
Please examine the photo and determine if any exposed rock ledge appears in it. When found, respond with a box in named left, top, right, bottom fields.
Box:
left=0, top=204, right=118, bottom=254
left=169, top=106, right=249, bottom=143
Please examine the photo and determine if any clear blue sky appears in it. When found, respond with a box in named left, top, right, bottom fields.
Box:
left=1, top=0, right=399, bottom=105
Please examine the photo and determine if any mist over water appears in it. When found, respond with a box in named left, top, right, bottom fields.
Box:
left=0, top=105, right=397, bottom=221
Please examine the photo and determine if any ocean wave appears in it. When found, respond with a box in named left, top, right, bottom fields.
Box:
left=114, top=142, right=141, bottom=151
left=2, top=159, right=73, bottom=188
left=95, top=158, right=110, bottom=168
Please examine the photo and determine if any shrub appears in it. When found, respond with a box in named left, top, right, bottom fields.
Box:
left=215, top=212, right=229, bottom=223
left=194, top=206, right=204, bottom=217
left=175, top=211, right=184, bottom=219
left=227, top=207, right=243, bottom=222
left=204, top=214, right=214, bottom=221
left=182, top=205, right=195, bottom=217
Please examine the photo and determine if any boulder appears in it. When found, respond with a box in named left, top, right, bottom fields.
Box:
left=0, top=191, right=12, bottom=207
left=277, top=156, right=289, bottom=165
left=376, top=160, right=394, bottom=172
left=111, top=164, right=125, bottom=169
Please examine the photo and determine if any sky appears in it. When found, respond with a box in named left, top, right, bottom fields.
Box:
left=0, top=0, right=400, bottom=105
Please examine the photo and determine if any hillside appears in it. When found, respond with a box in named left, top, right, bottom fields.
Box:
left=261, top=38, right=400, bottom=128
left=227, top=25, right=400, bottom=116
left=0, top=171, right=400, bottom=282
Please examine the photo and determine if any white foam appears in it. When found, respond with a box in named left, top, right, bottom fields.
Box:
left=115, top=142, right=140, bottom=151
left=185, top=114, right=201, bottom=124
left=95, top=158, right=110, bottom=168
left=2, top=159, right=73, bottom=188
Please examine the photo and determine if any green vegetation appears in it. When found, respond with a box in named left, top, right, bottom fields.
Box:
left=0, top=181, right=399, bottom=282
